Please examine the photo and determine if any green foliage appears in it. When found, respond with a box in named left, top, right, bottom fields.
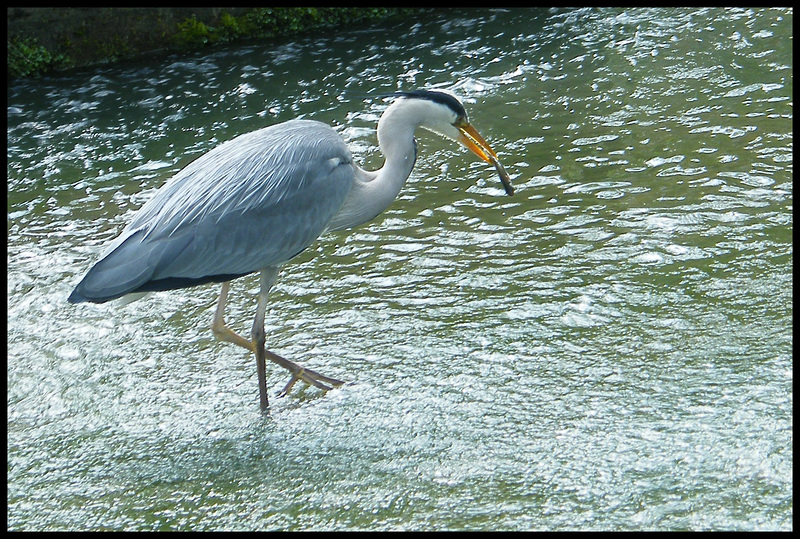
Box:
left=243, top=8, right=406, bottom=38
left=218, top=12, right=246, bottom=38
left=174, top=8, right=416, bottom=49
left=174, top=15, right=215, bottom=47
left=7, top=37, right=70, bottom=78
left=8, top=8, right=422, bottom=79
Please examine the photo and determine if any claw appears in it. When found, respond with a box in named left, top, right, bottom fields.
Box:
left=278, top=375, right=300, bottom=398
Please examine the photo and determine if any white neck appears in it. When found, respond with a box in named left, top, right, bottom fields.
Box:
left=328, top=100, right=421, bottom=231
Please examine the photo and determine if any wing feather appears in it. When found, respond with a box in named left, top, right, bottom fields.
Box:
left=70, top=120, right=355, bottom=303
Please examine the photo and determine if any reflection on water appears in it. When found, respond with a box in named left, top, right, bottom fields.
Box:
left=8, top=8, right=792, bottom=531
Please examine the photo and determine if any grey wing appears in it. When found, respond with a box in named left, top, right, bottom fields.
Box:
left=70, top=120, right=355, bottom=303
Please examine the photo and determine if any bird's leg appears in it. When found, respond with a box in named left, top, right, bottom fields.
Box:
left=211, top=272, right=345, bottom=407
left=212, top=278, right=268, bottom=409
left=211, top=281, right=256, bottom=353
left=251, top=269, right=345, bottom=398
left=251, top=271, right=272, bottom=412
left=254, top=339, right=269, bottom=411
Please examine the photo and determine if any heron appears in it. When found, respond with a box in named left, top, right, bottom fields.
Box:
left=68, top=89, right=514, bottom=411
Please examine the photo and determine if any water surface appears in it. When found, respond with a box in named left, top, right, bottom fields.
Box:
left=7, top=8, right=792, bottom=531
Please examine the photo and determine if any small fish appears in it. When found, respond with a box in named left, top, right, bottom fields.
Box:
left=488, top=153, right=514, bottom=196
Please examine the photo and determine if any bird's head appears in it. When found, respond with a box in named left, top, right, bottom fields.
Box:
left=387, top=89, right=515, bottom=196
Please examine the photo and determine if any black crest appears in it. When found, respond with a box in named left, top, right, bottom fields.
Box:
left=386, top=89, right=467, bottom=119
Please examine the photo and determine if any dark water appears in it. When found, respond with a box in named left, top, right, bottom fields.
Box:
left=7, top=8, right=792, bottom=530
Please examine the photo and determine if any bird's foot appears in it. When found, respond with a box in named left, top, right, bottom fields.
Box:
left=277, top=366, right=346, bottom=397
left=264, top=350, right=345, bottom=397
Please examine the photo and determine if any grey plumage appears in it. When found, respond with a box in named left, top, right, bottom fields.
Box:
left=69, top=120, right=354, bottom=303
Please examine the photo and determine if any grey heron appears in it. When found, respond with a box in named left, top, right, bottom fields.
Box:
left=69, top=89, right=514, bottom=411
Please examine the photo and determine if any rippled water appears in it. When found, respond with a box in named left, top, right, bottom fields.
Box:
left=7, top=8, right=792, bottom=531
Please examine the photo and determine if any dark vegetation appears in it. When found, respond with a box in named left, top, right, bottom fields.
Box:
left=7, top=7, right=423, bottom=79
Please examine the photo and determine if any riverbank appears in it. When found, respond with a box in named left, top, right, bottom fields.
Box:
left=7, top=7, right=423, bottom=79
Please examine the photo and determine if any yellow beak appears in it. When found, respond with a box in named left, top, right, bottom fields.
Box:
left=457, top=122, right=515, bottom=196
left=458, top=122, right=498, bottom=162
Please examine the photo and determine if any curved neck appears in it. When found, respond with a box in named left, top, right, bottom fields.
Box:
left=329, top=103, right=419, bottom=231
